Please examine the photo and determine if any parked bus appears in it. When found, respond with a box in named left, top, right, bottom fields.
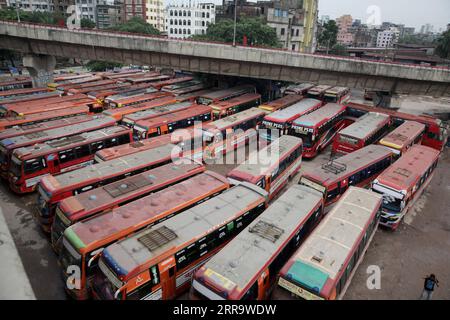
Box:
left=0, top=87, right=53, bottom=102
left=170, top=84, right=211, bottom=96
left=103, top=96, right=178, bottom=121
left=161, top=80, right=202, bottom=93
left=197, top=85, right=256, bottom=105
left=202, top=107, right=266, bottom=160
left=347, top=102, right=447, bottom=151
left=378, top=120, right=426, bottom=156
left=209, top=93, right=261, bottom=120
left=123, top=75, right=171, bottom=85
left=149, top=76, right=193, bottom=90
left=0, top=77, right=32, bottom=91
left=372, top=145, right=440, bottom=230
left=190, top=184, right=324, bottom=300
left=132, top=105, right=212, bottom=140
left=0, top=116, right=117, bottom=178
left=324, top=86, right=351, bottom=104
left=227, top=135, right=303, bottom=200
left=299, top=144, right=394, bottom=207
left=91, top=182, right=268, bottom=300
left=259, top=98, right=323, bottom=141
left=0, top=106, right=90, bottom=131
left=52, top=160, right=205, bottom=252
left=276, top=187, right=382, bottom=300
left=69, top=82, right=129, bottom=96
left=284, top=83, right=315, bottom=96
left=104, top=85, right=157, bottom=107
left=306, top=85, right=333, bottom=100
left=289, top=103, right=347, bottom=158
left=59, top=171, right=229, bottom=299
left=107, top=91, right=172, bottom=109
left=121, top=101, right=193, bottom=128
left=259, top=95, right=303, bottom=113
left=36, top=143, right=179, bottom=232
left=55, top=76, right=103, bottom=93
left=66, top=80, right=117, bottom=95
left=332, top=112, right=391, bottom=155
left=9, top=126, right=132, bottom=194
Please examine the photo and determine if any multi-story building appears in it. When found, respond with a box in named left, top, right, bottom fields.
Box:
left=420, top=23, right=433, bottom=34
left=166, top=2, right=215, bottom=39
left=53, top=0, right=73, bottom=13
left=146, top=0, right=164, bottom=32
left=96, top=0, right=123, bottom=29
left=376, top=27, right=400, bottom=48
left=336, top=14, right=354, bottom=46
left=74, top=0, right=97, bottom=22
left=7, top=0, right=53, bottom=11
left=123, top=0, right=147, bottom=21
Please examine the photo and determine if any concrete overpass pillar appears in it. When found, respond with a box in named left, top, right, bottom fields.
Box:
left=23, top=54, right=56, bottom=88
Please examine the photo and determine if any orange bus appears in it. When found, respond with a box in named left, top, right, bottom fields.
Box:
left=209, top=93, right=261, bottom=120
left=0, top=106, right=90, bottom=131
left=0, top=77, right=32, bottom=91
left=323, top=86, right=351, bottom=104
left=190, top=184, right=324, bottom=300
left=170, top=84, right=212, bottom=96
left=65, top=80, right=117, bottom=95
left=123, top=75, right=171, bottom=85
left=36, top=143, right=180, bottom=231
left=284, top=83, right=315, bottom=96
left=107, top=91, right=172, bottom=109
left=132, top=105, right=212, bottom=140
left=197, top=85, right=256, bottom=105
left=299, top=144, right=394, bottom=207
left=59, top=171, right=229, bottom=300
left=103, top=85, right=157, bottom=106
left=227, top=135, right=303, bottom=200
left=332, top=112, right=391, bottom=155
left=55, top=76, right=103, bottom=93
left=306, top=85, right=333, bottom=100
left=259, top=95, right=303, bottom=113
left=378, top=120, right=426, bottom=156
left=90, top=182, right=268, bottom=300
left=69, top=82, right=130, bottom=96
left=9, top=126, right=131, bottom=194
left=372, top=145, right=440, bottom=230
left=161, top=80, right=202, bottom=93
left=0, top=87, right=55, bottom=102
left=276, top=187, right=382, bottom=300
left=52, top=159, right=205, bottom=252
left=149, top=76, right=193, bottom=90
left=0, top=116, right=117, bottom=179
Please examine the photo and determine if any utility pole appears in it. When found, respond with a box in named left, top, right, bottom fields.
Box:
left=16, top=1, right=21, bottom=23
left=232, top=0, right=237, bottom=46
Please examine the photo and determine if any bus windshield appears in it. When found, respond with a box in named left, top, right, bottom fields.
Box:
left=371, top=187, right=404, bottom=212
left=293, top=129, right=314, bottom=147
left=60, top=238, right=82, bottom=275
left=10, top=156, right=22, bottom=178
left=299, top=176, right=326, bottom=194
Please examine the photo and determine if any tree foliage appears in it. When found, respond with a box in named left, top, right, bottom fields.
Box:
left=435, top=30, right=450, bottom=59
left=330, top=44, right=349, bottom=56
left=81, top=18, right=96, bottom=29
left=109, top=17, right=160, bottom=35
left=318, top=20, right=338, bottom=49
left=86, top=60, right=123, bottom=72
left=190, top=18, right=280, bottom=48
left=0, top=8, right=65, bottom=25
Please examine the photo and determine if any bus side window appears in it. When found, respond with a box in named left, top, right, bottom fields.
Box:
left=326, top=187, right=339, bottom=202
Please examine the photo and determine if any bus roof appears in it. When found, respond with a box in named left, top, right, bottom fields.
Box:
left=227, top=135, right=302, bottom=180
left=260, top=94, right=303, bottom=109
left=324, top=86, right=349, bottom=96
left=338, top=112, right=390, bottom=140
left=100, top=182, right=268, bottom=278
left=286, top=83, right=316, bottom=92
left=107, top=91, right=171, bottom=107
left=292, top=103, right=346, bottom=128
left=205, top=107, right=266, bottom=131
left=1, top=93, right=90, bottom=111
left=149, top=76, right=193, bottom=89
left=0, top=91, right=59, bottom=104
left=198, top=85, right=255, bottom=100
left=103, top=96, right=178, bottom=119
left=123, top=101, right=192, bottom=123
left=40, top=143, right=177, bottom=195
left=65, top=171, right=228, bottom=250
left=1, top=115, right=116, bottom=150
left=280, top=187, right=382, bottom=296
left=263, top=98, right=322, bottom=123
left=308, top=85, right=333, bottom=94
left=375, top=145, right=440, bottom=191
left=302, top=145, right=393, bottom=187
left=210, top=93, right=261, bottom=109
left=13, top=126, right=130, bottom=160
left=161, top=80, right=201, bottom=91
left=199, top=184, right=323, bottom=294
left=379, top=121, right=425, bottom=150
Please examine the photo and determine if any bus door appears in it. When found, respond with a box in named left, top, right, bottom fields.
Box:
left=158, top=257, right=177, bottom=300
left=46, top=153, right=60, bottom=174
left=257, top=268, right=270, bottom=300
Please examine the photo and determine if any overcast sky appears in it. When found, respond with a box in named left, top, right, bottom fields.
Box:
left=318, top=0, right=450, bottom=31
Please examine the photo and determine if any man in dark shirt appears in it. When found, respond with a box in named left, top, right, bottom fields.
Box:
left=420, top=274, right=439, bottom=300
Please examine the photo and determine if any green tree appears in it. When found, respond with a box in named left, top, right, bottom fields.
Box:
left=86, top=60, right=123, bottom=72
left=109, top=17, right=160, bottom=35
left=318, top=20, right=338, bottom=52
left=81, top=18, right=96, bottom=29
left=0, top=8, right=64, bottom=25
left=190, top=18, right=280, bottom=48
left=330, top=44, right=349, bottom=56
left=435, top=30, right=450, bottom=59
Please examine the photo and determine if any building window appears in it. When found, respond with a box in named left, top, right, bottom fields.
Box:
left=281, top=28, right=285, bottom=35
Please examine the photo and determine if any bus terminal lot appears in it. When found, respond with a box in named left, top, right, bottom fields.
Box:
left=0, top=143, right=448, bottom=300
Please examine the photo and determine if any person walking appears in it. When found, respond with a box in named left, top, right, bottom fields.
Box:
left=420, top=274, right=439, bottom=300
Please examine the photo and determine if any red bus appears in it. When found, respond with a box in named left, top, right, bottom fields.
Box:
left=86, top=83, right=137, bottom=101
left=289, top=103, right=347, bottom=158
left=0, top=87, right=53, bottom=101
left=259, top=94, right=303, bottom=113
left=201, top=107, right=266, bottom=160
left=197, top=85, right=256, bottom=105
left=284, top=83, right=315, bottom=96
left=0, top=116, right=117, bottom=178
left=9, top=126, right=132, bottom=194
left=36, top=143, right=180, bottom=231
left=161, top=80, right=202, bottom=93
left=324, top=86, right=351, bottom=104
left=123, top=75, right=171, bottom=85
left=378, top=120, right=426, bottom=156
left=102, top=70, right=148, bottom=80
left=0, top=77, right=32, bottom=91
left=347, top=102, right=447, bottom=151
left=372, top=145, right=440, bottom=230
left=91, top=182, right=268, bottom=300
left=103, top=85, right=157, bottom=106
left=227, top=135, right=303, bottom=200
left=332, top=112, right=391, bottom=155
left=299, top=144, right=394, bottom=207
left=132, top=105, right=212, bottom=140
left=259, top=98, right=323, bottom=141
left=170, top=83, right=211, bottom=96
left=55, top=76, right=103, bottom=92
left=103, top=96, right=178, bottom=121
left=68, top=82, right=129, bottom=96
left=209, top=93, right=261, bottom=120
left=149, top=76, right=194, bottom=90
left=306, top=85, right=333, bottom=100
left=0, top=106, right=90, bottom=131
left=66, top=80, right=117, bottom=95
left=107, top=91, right=172, bottom=109
left=275, top=187, right=382, bottom=300
left=190, top=184, right=324, bottom=300
left=52, top=159, right=205, bottom=253
left=59, top=171, right=229, bottom=300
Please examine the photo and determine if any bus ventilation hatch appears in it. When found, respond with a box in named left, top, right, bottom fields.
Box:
left=249, top=220, right=284, bottom=243
left=322, top=160, right=347, bottom=175
left=138, top=226, right=177, bottom=251
left=48, top=135, right=86, bottom=148
left=25, top=131, right=48, bottom=139
left=104, top=174, right=154, bottom=198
